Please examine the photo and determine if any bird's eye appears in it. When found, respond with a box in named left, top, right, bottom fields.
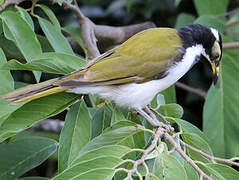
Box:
left=212, top=54, right=219, bottom=60
left=211, top=41, right=221, bottom=61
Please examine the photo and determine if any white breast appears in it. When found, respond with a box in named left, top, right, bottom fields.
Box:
left=68, top=44, right=205, bottom=109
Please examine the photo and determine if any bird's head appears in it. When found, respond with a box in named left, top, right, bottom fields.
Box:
left=178, top=24, right=222, bottom=85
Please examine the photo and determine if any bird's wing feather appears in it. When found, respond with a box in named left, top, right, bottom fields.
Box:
left=55, top=28, right=183, bottom=87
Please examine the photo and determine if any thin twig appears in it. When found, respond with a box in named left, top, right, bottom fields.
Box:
left=225, top=19, right=239, bottom=27
left=164, top=133, right=212, bottom=180
left=175, top=82, right=206, bottom=99
left=223, top=42, right=239, bottom=49
left=180, top=140, right=239, bottom=167
left=0, top=0, right=25, bottom=11
left=124, top=127, right=165, bottom=180
left=216, top=8, right=239, bottom=18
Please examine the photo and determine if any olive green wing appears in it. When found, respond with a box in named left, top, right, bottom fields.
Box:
left=55, top=28, right=183, bottom=87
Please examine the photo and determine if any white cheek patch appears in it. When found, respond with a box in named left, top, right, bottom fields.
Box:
left=210, top=28, right=220, bottom=41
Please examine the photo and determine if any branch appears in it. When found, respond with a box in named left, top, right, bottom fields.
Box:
left=164, top=133, right=212, bottom=180
left=216, top=8, right=239, bottom=18
left=0, top=0, right=25, bottom=11
left=61, top=0, right=156, bottom=59
left=175, top=82, right=206, bottom=99
left=180, top=140, right=239, bottom=167
left=225, top=19, right=239, bottom=27
left=124, top=127, right=165, bottom=180
left=223, top=42, right=239, bottom=49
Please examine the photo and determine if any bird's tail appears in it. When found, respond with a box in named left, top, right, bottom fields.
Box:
left=1, top=78, right=69, bottom=105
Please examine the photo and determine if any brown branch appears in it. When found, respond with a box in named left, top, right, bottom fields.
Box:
left=124, top=127, right=165, bottom=180
left=180, top=140, right=239, bottom=167
left=164, top=133, right=212, bottom=180
left=61, top=0, right=156, bottom=59
left=0, top=0, right=25, bottom=11
left=223, top=42, right=239, bottom=49
left=175, top=82, right=206, bottom=99
left=216, top=8, right=239, bottom=18
left=225, top=19, right=239, bottom=27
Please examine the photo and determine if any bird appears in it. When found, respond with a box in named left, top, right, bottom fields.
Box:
left=1, top=24, right=222, bottom=127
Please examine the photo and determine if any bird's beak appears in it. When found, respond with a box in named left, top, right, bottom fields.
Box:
left=211, top=62, right=219, bottom=85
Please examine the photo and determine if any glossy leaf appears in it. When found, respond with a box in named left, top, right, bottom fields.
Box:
left=38, top=17, right=74, bottom=55
left=78, top=121, right=140, bottom=154
left=54, top=156, right=121, bottom=180
left=182, top=133, right=213, bottom=162
left=159, top=103, right=183, bottom=118
left=1, top=52, right=86, bottom=75
left=0, top=137, right=57, bottom=180
left=0, top=49, right=23, bottom=124
left=36, top=4, right=61, bottom=29
left=72, top=145, right=131, bottom=165
left=193, top=0, right=228, bottom=16
left=0, top=93, right=79, bottom=142
left=15, top=6, right=34, bottom=30
left=205, top=163, right=239, bottom=179
left=0, top=11, right=42, bottom=82
left=203, top=53, right=239, bottom=157
left=58, top=101, right=91, bottom=172
left=18, top=177, right=50, bottom=180
left=183, top=161, right=199, bottom=180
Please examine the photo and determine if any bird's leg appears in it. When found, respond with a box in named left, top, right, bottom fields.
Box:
left=136, top=108, right=163, bottom=127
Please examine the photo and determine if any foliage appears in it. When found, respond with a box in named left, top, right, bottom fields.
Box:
left=0, top=0, right=238, bottom=179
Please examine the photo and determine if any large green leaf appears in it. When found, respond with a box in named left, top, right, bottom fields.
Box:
left=18, top=177, right=50, bottom=180
left=193, top=0, right=228, bottom=16
left=152, top=154, right=187, bottom=179
left=36, top=4, right=61, bottom=30
left=72, top=145, right=131, bottom=165
left=58, top=101, right=91, bottom=173
left=0, top=49, right=23, bottom=124
left=0, top=11, right=42, bottom=82
left=53, top=156, right=121, bottom=180
left=38, top=17, right=74, bottom=55
left=203, top=53, right=239, bottom=157
left=15, top=6, right=34, bottom=31
left=0, top=93, right=79, bottom=142
left=78, top=121, right=140, bottom=154
left=0, top=137, right=57, bottom=180
left=0, top=52, right=86, bottom=75
left=182, top=133, right=213, bottom=162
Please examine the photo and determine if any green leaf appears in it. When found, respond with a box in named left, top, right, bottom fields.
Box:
left=205, top=163, right=239, bottom=179
left=0, top=49, right=14, bottom=95
left=159, top=103, right=183, bottom=118
left=36, top=4, right=61, bottom=30
left=171, top=118, right=208, bottom=142
left=193, top=0, right=228, bottom=16
left=0, top=11, right=42, bottom=82
left=183, top=161, right=199, bottom=180
left=0, top=93, right=79, bottom=142
left=58, top=100, right=91, bottom=173
left=15, top=6, right=34, bottom=31
left=160, top=85, right=176, bottom=104
left=78, top=121, right=140, bottom=154
left=38, top=17, right=74, bottom=55
left=182, top=133, right=213, bottom=162
left=54, top=156, right=121, bottom=180
left=194, top=16, right=225, bottom=33
left=175, top=13, right=196, bottom=29
left=72, top=145, right=130, bottom=165
left=62, top=26, right=90, bottom=57
left=203, top=53, right=239, bottom=157
left=152, top=154, right=187, bottom=179
left=0, top=137, right=57, bottom=180
left=65, top=168, right=115, bottom=180
left=91, top=105, right=112, bottom=139
left=0, top=49, right=23, bottom=124
left=18, top=177, right=50, bottom=180
left=1, top=52, right=86, bottom=75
